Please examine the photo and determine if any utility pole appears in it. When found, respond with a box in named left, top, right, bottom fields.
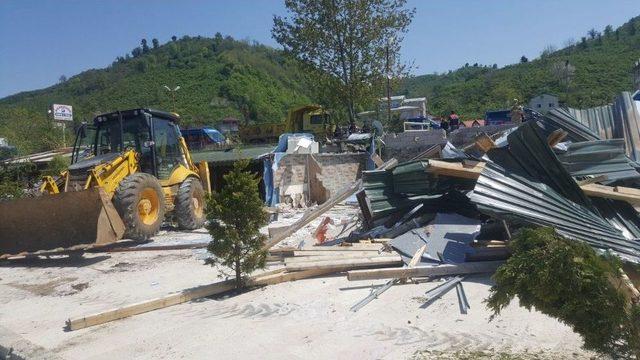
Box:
left=163, top=85, right=181, bottom=112
left=385, top=37, right=394, bottom=124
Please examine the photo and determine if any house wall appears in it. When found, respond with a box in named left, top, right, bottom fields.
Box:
left=273, top=153, right=367, bottom=205
left=529, top=94, right=559, bottom=114
left=382, top=130, right=447, bottom=163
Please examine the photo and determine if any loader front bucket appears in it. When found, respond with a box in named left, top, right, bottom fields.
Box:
left=0, top=188, right=125, bottom=257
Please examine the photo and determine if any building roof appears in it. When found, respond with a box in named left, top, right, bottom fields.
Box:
left=191, top=145, right=274, bottom=164
left=403, top=97, right=426, bottom=102
left=378, top=95, right=405, bottom=102
left=461, top=120, right=485, bottom=127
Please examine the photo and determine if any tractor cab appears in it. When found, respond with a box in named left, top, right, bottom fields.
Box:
left=72, top=109, right=189, bottom=181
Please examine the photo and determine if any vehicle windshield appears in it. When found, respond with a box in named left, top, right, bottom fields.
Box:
left=95, top=115, right=151, bottom=155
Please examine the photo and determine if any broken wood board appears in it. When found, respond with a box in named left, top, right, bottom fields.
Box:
left=66, top=268, right=286, bottom=331
left=250, top=268, right=337, bottom=286
left=292, top=250, right=381, bottom=257
left=285, top=255, right=403, bottom=272
left=285, top=253, right=391, bottom=264
left=427, top=159, right=485, bottom=179
left=347, top=261, right=504, bottom=281
left=261, top=158, right=398, bottom=251
left=581, top=183, right=640, bottom=203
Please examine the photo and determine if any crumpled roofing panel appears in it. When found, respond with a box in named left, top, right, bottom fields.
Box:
left=470, top=121, right=640, bottom=264
left=469, top=162, right=640, bottom=264
left=557, top=139, right=640, bottom=182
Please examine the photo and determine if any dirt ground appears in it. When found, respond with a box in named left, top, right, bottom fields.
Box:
left=0, top=204, right=594, bottom=359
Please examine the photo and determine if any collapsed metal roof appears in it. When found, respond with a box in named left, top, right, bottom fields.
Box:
left=469, top=121, right=640, bottom=264
left=556, top=139, right=640, bottom=183
left=545, top=92, right=640, bottom=161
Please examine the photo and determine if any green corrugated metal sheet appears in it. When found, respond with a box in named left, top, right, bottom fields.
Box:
left=191, top=145, right=274, bottom=163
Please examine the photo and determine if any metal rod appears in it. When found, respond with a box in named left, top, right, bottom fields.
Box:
left=350, top=279, right=397, bottom=312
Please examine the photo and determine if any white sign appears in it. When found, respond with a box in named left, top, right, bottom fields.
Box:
left=52, top=104, right=73, bottom=122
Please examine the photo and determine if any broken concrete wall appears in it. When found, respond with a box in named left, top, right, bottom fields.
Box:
left=382, top=130, right=447, bottom=163
left=273, top=153, right=367, bottom=206
left=448, top=124, right=516, bottom=147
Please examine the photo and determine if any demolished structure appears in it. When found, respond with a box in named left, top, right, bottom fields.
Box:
left=59, top=92, right=640, bottom=331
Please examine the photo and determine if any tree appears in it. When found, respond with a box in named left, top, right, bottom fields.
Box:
left=131, top=47, right=142, bottom=57
left=272, top=0, right=415, bottom=124
left=152, top=38, right=159, bottom=49
left=629, top=20, right=637, bottom=36
left=58, top=75, right=67, bottom=83
left=141, top=38, right=149, bottom=53
left=540, top=44, right=556, bottom=58
left=550, top=60, right=575, bottom=91
left=604, top=25, right=613, bottom=37
left=520, top=55, right=528, bottom=63
left=486, top=227, right=640, bottom=359
left=579, top=36, right=588, bottom=49
left=588, top=28, right=598, bottom=39
left=206, top=160, right=268, bottom=288
left=171, top=35, right=177, bottom=42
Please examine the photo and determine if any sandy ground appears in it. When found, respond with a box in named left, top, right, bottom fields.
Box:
left=0, top=204, right=594, bottom=359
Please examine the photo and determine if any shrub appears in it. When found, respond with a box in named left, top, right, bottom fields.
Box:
left=486, top=227, right=640, bottom=358
left=205, top=159, right=268, bottom=287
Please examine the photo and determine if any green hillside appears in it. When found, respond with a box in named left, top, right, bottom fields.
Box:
left=0, top=34, right=311, bottom=154
left=400, top=16, right=640, bottom=119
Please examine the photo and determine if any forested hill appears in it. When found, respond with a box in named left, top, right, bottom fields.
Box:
left=400, top=15, right=640, bottom=119
left=0, top=35, right=311, bottom=154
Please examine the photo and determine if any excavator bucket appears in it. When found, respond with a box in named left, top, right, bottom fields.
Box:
left=0, top=188, right=125, bottom=258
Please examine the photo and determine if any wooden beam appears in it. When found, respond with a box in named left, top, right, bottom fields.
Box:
left=285, top=255, right=402, bottom=272
left=285, top=253, right=389, bottom=264
left=65, top=268, right=286, bottom=331
left=547, top=129, right=568, bottom=147
left=427, top=159, right=485, bottom=179
left=347, top=261, right=504, bottom=281
left=250, top=268, right=337, bottom=286
left=262, top=158, right=398, bottom=251
left=407, top=244, right=427, bottom=268
left=425, top=160, right=640, bottom=205
left=581, top=183, right=640, bottom=203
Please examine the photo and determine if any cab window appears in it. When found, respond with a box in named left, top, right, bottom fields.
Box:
left=153, top=118, right=184, bottom=179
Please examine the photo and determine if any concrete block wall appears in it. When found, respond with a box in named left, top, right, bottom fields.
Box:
left=448, top=124, right=516, bottom=147
left=273, top=153, right=367, bottom=205
left=312, top=153, right=367, bottom=200
left=382, top=130, right=447, bottom=163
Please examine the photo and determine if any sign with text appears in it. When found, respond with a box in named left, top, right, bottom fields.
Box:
left=52, top=104, right=73, bottom=122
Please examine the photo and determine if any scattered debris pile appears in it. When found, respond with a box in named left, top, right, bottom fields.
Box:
left=63, top=106, right=640, bottom=334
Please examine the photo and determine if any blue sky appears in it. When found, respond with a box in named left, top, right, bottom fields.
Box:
left=0, top=0, right=638, bottom=98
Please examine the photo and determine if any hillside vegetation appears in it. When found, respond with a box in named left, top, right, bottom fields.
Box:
left=0, top=35, right=311, bottom=154
left=400, top=16, right=640, bottom=118
left=1, top=16, right=640, bottom=154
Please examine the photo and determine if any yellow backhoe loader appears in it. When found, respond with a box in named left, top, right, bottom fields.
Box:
left=0, top=108, right=211, bottom=257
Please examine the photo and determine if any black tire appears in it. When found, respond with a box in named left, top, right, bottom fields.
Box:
left=175, top=177, right=206, bottom=230
left=113, top=173, right=165, bottom=241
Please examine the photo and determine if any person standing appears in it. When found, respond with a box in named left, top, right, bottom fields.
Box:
left=448, top=111, right=460, bottom=131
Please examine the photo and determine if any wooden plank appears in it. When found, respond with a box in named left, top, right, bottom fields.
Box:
left=547, top=129, right=568, bottom=147
left=427, top=159, right=485, bottom=179
left=407, top=245, right=427, bottom=268
left=261, top=158, right=398, bottom=251
left=65, top=268, right=286, bottom=331
left=250, top=268, right=337, bottom=286
left=103, top=243, right=209, bottom=252
left=285, top=253, right=389, bottom=264
left=581, top=183, right=640, bottom=203
left=286, top=255, right=403, bottom=272
left=292, top=250, right=380, bottom=257
left=347, top=261, right=504, bottom=281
